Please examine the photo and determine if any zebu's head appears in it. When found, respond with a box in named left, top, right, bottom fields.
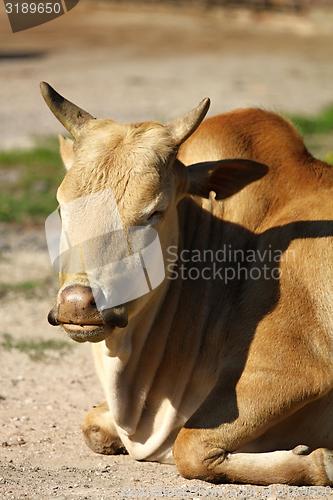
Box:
left=42, top=83, right=266, bottom=343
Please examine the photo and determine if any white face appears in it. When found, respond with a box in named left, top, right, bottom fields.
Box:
left=47, top=120, right=183, bottom=341
left=49, top=187, right=168, bottom=313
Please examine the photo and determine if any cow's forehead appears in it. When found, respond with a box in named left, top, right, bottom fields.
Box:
left=57, top=120, right=176, bottom=205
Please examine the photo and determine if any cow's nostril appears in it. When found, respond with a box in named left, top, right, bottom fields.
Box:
left=48, top=307, right=59, bottom=326
left=102, top=305, right=128, bottom=329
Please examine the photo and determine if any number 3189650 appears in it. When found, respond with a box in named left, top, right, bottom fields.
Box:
left=5, top=2, right=62, bottom=14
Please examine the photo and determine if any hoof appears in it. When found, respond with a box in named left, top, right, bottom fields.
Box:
left=82, top=423, right=126, bottom=455
left=322, top=448, right=333, bottom=485
left=81, top=402, right=127, bottom=456
left=307, top=448, right=333, bottom=486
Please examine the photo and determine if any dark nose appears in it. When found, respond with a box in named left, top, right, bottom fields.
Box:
left=48, top=285, right=128, bottom=328
left=58, top=285, right=101, bottom=325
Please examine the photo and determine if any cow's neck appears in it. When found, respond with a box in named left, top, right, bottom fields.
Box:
left=100, top=192, right=259, bottom=462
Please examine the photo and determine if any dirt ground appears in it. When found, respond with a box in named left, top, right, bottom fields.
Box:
left=1, top=2, right=333, bottom=148
left=2, top=2, right=333, bottom=498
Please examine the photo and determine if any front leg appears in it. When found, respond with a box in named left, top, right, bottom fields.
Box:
left=174, top=430, right=333, bottom=486
left=81, top=402, right=127, bottom=455
left=173, top=362, right=333, bottom=485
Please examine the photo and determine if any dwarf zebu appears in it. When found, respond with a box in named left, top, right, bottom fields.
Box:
left=42, top=82, right=333, bottom=486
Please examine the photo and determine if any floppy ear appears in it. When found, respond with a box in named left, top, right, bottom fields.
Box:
left=185, top=159, right=268, bottom=200
left=58, top=135, right=74, bottom=171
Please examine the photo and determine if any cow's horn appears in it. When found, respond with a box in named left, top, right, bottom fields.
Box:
left=167, top=97, right=210, bottom=145
left=40, top=82, right=94, bottom=138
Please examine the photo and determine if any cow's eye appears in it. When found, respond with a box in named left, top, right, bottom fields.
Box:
left=146, top=210, right=164, bottom=223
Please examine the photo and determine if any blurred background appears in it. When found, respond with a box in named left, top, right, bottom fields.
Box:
left=1, top=1, right=333, bottom=497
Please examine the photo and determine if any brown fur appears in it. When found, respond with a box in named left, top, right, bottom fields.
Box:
left=49, top=100, right=333, bottom=485
left=172, top=110, right=333, bottom=485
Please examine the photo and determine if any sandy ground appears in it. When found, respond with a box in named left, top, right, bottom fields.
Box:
left=1, top=2, right=333, bottom=148
left=2, top=2, right=333, bottom=498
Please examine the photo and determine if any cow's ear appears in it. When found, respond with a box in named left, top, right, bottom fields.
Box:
left=185, top=159, right=268, bottom=200
left=58, top=135, right=74, bottom=171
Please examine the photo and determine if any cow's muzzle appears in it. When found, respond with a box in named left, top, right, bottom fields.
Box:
left=48, top=285, right=128, bottom=343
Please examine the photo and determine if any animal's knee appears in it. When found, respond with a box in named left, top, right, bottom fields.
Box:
left=173, top=428, right=227, bottom=481
left=81, top=403, right=126, bottom=456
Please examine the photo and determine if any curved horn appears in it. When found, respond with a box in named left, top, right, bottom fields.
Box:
left=167, top=97, right=210, bottom=145
left=40, top=82, right=94, bottom=138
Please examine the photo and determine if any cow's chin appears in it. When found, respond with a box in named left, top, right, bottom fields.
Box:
left=62, top=324, right=112, bottom=343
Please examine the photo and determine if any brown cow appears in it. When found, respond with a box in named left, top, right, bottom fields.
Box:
left=42, top=82, right=333, bottom=486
